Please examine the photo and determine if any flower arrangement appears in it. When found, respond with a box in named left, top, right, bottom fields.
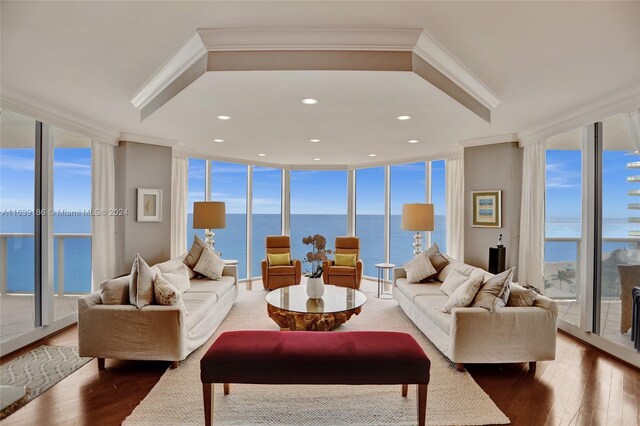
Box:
left=302, top=234, right=333, bottom=279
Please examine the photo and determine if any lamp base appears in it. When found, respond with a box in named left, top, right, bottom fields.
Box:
left=204, top=229, right=222, bottom=257
left=412, top=231, right=423, bottom=256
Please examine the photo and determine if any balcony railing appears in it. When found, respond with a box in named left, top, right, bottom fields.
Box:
left=544, top=236, right=640, bottom=300
left=0, top=233, right=92, bottom=296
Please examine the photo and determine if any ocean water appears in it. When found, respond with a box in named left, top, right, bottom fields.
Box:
left=1, top=215, right=636, bottom=292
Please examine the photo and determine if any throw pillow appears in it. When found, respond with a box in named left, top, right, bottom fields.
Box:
left=335, top=253, right=357, bottom=267
left=268, top=253, right=291, bottom=266
left=471, top=268, right=514, bottom=312
left=424, top=244, right=450, bottom=273
left=440, top=269, right=470, bottom=296
left=99, top=275, right=130, bottom=305
left=154, top=273, right=186, bottom=311
left=194, top=247, right=226, bottom=280
left=404, top=251, right=437, bottom=283
left=442, top=275, right=484, bottom=314
left=184, top=235, right=206, bottom=270
left=129, top=253, right=155, bottom=309
left=507, top=282, right=538, bottom=307
left=156, top=253, right=196, bottom=279
left=161, top=263, right=191, bottom=293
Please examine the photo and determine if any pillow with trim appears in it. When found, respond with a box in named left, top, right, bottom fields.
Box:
left=442, top=275, right=484, bottom=313
left=471, top=268, right=514, bottom=312
left=404, top=251, right=438, bottom=283
left=184, top=235, right=206, bottom=271
left=129, top=253, right=155, bottom=309
left=194, top=247, right=226, bottom=280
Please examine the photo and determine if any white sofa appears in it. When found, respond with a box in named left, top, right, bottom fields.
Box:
left=78, top=258, right=238, bottom=369
left=393, top=256, right=557, bottom=371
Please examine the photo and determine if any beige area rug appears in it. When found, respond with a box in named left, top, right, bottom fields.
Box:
left=124, top=281, right=510, bottom=426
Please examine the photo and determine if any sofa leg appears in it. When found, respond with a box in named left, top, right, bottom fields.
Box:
left=416, top=384, right=427, bottom=426
left=97, top=358, right=105, bottom=371
left=401, top=384, right=408, bottom=397
left=224, top=383, right=230, bottom=395
left=171, top=361, right=179, bottom=369
left=455, top=363, right=465, bottom=372
left=529, top=361, right=537, bottom=373
left=203, top=383, right=214, bottom=426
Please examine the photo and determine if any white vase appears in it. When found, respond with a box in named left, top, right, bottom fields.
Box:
left=306, top=276, right=325, bottom=299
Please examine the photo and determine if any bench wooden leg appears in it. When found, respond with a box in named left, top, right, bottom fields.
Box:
left=203, top=383, right=214, bottom=426
left=224, top=383, right=230, bottom=395
left=171, top=361, right=178, bottom=369
left=416, top=384, right=427, bottom=426
left=401, top=384, right=408, bottom=397
left=97, top=358, right=105, bottom=371
left=455, top=363, right=465, bottom=372
left=529, top=361, right=537, bottom=373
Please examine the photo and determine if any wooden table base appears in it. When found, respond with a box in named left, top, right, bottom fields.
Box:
left=267, top=304, right=362, bottom=331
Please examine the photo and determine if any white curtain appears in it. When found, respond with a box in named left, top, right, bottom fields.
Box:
left=91, top=140, right=116, bottom=290
left=518, top=140, right=546, bottom=289
left=445, top=156, right=464, bottom=260
left=622, top=108, right=640, bottom=152
left=171, top=156, right=189, bottom=257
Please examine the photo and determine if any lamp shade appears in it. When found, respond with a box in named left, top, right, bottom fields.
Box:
left=193, top=201, right=226, bottom=229
left=401, top=203, right=434, bottom=231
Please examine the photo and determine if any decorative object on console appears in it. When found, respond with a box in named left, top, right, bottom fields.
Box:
left=401, top=203, right=434, bottom=256
left=137, top=188, right=162, bottom=222
left=193, top=201, right=226, bottom=255
left=488, top=245, right=506, bottom=274
left=471, top=190, right=501, bottom=228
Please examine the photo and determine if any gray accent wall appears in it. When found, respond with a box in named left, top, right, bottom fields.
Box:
left=115, top=141, right=172, bottom=274
left=464, top=142, right=523, bottom=279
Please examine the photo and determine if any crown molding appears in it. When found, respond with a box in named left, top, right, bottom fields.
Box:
left=457, top=133, right=518, bottom=148
left=1, top=87, right=119, bottom=145
left=518, top=85, right=640, bottom=147
left=119, top=132, right=178, bottom=147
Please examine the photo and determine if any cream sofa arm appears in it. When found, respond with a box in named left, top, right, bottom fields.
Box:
left=533, top=295, right=558, bottom=314
left=393, top=267, right=407, bottom=283
left=223, top=265, right=238, bottom=284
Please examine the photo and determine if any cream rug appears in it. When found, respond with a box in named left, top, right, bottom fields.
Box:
left=124, top=281, right=510, bottom=426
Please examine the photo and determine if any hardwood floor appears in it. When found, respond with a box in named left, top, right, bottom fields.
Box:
left=1, top=287, right=638, bottom=426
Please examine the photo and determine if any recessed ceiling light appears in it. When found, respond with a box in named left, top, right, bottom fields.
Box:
left=213, top=139, right=224, bottom=143
left=302, top=98, right=318, bottom=105
left=397, top=115, right=411, bottom=121
left=258, top=153, right=266, bottom=157
left=217, top=115, right=231, bottom=120
left=368, top=154, right=377, bottom=157
left=313, top=158, right=321, bottom=161
left=310, top=139, right=320, bottom=143
left=408, top=139, right=419, bottom=144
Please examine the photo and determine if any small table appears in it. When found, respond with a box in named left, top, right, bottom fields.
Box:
left=375, top=263, right=396, bottom=299
left=223, top=259, right=238, bottom=265
left=266, top=285, right=366, bottom=331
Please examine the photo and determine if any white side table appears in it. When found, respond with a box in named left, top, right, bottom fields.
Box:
left=375, top=263, right=395, bottom=299
left=224, top=259, right=239, bottom=265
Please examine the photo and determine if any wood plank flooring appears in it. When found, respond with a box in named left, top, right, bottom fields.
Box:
left=1, top=285, right=638, bottom=426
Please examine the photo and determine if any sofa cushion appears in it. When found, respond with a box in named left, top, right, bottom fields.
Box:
left=99, top=275, right=130, bottom=305
left=129, top=254, right=155, bottom=309
left=183, top=291, right=218, bottom=330
left=269, top=265, right=296, bottom=276
left=184, top=235, right=206, bottom=270
left=395, top=278, right=444, bottom=302
left=404, top=251, right=437, bottom=283
left=194, top=247, right=226, bottom=280
left=507, top=282, right=538, bottom=307
left=188, top=276, right=236, bottom=301
left=328, top=266, right=356, bottom=276
left=443, top=275, right=484, bottom=314
left=414, top=295, right=452, bottom=335
left=161, top=264, right=191, bottom=293
left=436, top=258, right=478, bottom=282
left=155, top=253, right=196, bottom=279
left=440, top=269, right=471, bottom=296
left=471, top=268, right=514, bottom=312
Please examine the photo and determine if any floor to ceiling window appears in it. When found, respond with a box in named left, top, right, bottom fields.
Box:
left=355, top=167, right=385, bottom=277
left=431, top=160, right=447, bottom=252
left=390, top=162, right=426, bottom=267
left=210, top=161, right=248, bottom=280
left=545, top=127, right=583, bottom=327
left=251, top=167, right=282, bottom=278
left=187, top=158, right=207, bottom=245
left=290, top=170, right=347, bottom=274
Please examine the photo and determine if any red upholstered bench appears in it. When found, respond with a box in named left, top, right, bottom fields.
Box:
left=200, top=330, right=430, bottom=425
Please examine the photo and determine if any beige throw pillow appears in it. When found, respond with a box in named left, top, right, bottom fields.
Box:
left=404, top=251, right=438, bottom=283
left=471, top=268, right=514, bottom=312
left=193, top=247, right=226, bottom=280
left=507, top=282, right=538, bottom=307
left=161, top=263, right=191, bottom=293
left=184, top=235, right=207, bottom=270
left=129, top=254, right=155, bottom=309
left=424, top=244, right=450, bottom=273
left=99, top=275, right=130, bottom=305
left=442, top=275, right=484, bottom=313
left=440, top=269, right=470, bottom=296
left=156, top=253, right=196, bottom=279
left=154, top=274, right=186, bottom=311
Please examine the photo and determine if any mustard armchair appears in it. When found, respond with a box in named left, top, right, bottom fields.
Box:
left=322, top=236, right=363, bottom=289
left=261, top=235, right=302, bottom=290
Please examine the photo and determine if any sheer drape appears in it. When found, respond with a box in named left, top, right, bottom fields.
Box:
left=171, top=156, right=189, bottom=257
left=91, top=140, right=116, bottom=289
left=445, top=156, right=464, bottom=260
left=518, top=140, right=546, bottom=289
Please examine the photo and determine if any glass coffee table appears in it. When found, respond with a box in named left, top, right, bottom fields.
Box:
left=266, top=285, right=367, bottom=331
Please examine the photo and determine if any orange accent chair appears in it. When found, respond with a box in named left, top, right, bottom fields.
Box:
left=323, top=236, right=363, bottom=289
left=261, top=236, right=302, bottom=290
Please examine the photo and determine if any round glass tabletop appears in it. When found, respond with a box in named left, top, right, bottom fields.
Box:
left=266, top=285, right=367, bottom=314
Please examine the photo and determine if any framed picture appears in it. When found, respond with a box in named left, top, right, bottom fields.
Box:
left=471, top=190, right=501, bottom=228
left=137, top=188, right=162, bottom=222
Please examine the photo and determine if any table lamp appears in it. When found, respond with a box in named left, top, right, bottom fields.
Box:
left=193, top=201, right=226, bottom=256
left=401, top=203, right=434, bottom=256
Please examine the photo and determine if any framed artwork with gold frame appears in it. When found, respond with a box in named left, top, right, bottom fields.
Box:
left=471, top=190, right=501, bottom=228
